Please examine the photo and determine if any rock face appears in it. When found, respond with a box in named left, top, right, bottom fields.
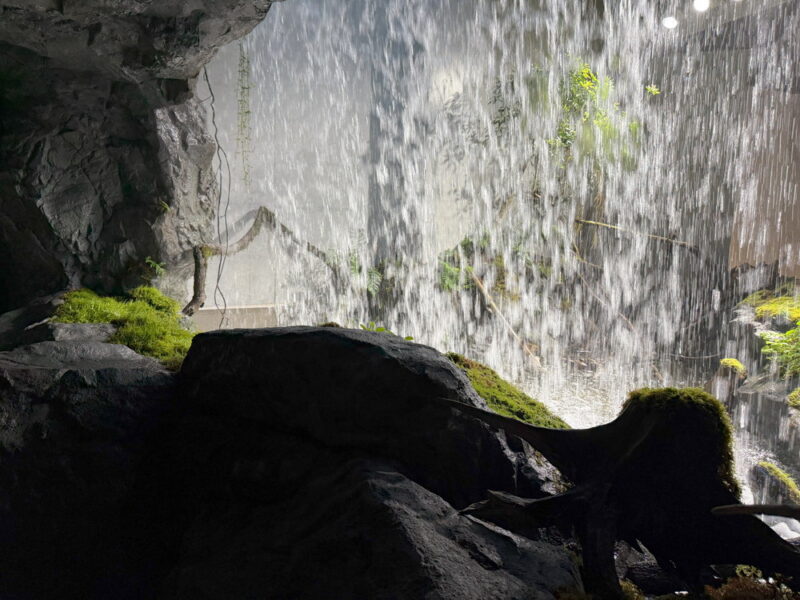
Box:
left=0, top=1, right=278, bottom=312
left=720, top=304, right=800, bottom=493
left=0, top=328, right=580, bottom=599
left=0, top=341, right=175, bottom=599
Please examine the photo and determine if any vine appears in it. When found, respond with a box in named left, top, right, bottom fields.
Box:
left=236, top=42, right=253, bottom=190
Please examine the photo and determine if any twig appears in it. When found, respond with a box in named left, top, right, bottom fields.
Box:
left=575, top=218, right=698, bottom=252
left=575, top=268, right=664, bottom=384
left=571, top=243, right=603, bottom=270
left=467, top=269, right=542, bottom=370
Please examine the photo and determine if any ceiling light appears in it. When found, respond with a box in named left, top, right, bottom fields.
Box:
left=693, top=0, right=711, bottom=12
left=662, top=16, right=679, bottom=29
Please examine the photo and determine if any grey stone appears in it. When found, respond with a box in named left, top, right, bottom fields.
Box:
left=44, top=322, right=117, bottom=342
left=0, top=293, right=62, bottom=350
left=0, top=2, right=276, bottom=312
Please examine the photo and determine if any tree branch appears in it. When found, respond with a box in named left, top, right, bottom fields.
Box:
left=182, top=206, right=339, bottom=315
left=575, top=218, right=698, bottom=252
left=713, top=504, right=800, bottom=520
left=467, top=269, right=542, bottom=369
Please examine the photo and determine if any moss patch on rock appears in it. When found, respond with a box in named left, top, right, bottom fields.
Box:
left=720, top=358, right=746, bottom=377
left=788, top=388, right=800, bottom=410
left=53, top=287, right=194, bottom=370
left=621, top=387, right=741, bottom=499
left=705, top=574, right=800, bottom=600
left=742, top=284, right=800, bottom=322
left=760, top=325, right=800, bottom=377
left=758, top=461, right=800, bottom=504
left=447, top=352, right=569, bottom=429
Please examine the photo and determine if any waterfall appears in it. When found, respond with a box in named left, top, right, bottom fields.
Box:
left=197, top=0, right=798, bottom=437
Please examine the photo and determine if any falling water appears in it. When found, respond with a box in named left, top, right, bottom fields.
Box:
left=197, top=0, right=798, bottom=444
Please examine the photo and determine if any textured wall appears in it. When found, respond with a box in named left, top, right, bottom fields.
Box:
left=0, top=1, right=277, bottom=311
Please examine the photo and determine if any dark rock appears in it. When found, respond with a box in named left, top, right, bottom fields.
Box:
left=0, top=1, right=274, bottom=83
left=0, top=293, right=62, bottom=350
left=0, top=327, right=579, bottom=599
left=180, top=327, right=562, bottom=508
left=616, top=542, right=689, bottom=596
left=149, top=429, right=579, bottom=600
left=0, top=341, right=175, bottom=599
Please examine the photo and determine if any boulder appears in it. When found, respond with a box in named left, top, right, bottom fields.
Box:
left=179, top=327, right=563, bottom=508
left=148, top=430, right=579, bottom=600
left=0, top=293, right=62, bottom=350
left=0, top=341, right=175, bottom=599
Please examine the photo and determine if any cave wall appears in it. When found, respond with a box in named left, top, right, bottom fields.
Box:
left=0, top=1, right=278, bottom=312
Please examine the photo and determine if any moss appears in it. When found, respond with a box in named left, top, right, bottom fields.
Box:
left=758, top=461, right=800, bottom=504
left=621, top=388, right=741, bottom=499
left=741, top=285, right=800, bottom=322
left=128, top=286, right=181, bottom=314
left=720, top=358, right=746, bottom=377
left=620, top=580, right=645, bottom=600
left=705, top=575, right=799, bottom=599
left=554, top=582, right=644, bottom=600
left=319, top=322, right=342, bottom=328
left=754, top=297, right=800, bottom=322
left=760, top=324, right=800, bottom=377
left=788, top=388, right=800, bottom=410
left=447, top=353, right=569, bottom=429
left=53, top=287, right=194, bottom=370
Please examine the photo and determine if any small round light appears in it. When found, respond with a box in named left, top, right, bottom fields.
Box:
left=693, top=0, right=711, bottom=12
left=662, top=16, right=679, bottom=29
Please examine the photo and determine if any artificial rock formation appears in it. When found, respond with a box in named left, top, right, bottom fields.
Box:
left=0, top=327, right=580, bottom=599
left=0, top=1, right=279, bottom=312
left=4, top=325, right=800, bottom=599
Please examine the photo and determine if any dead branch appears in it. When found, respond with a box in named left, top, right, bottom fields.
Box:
left=713, top=504, right=800, bottom=520
left=575, top=218, right=698, bottom=252
left=183, top=246, right=209, bottom=316
left=467, top=269, right=542, bottom=369
left=182, top=206, right=339, bottom=315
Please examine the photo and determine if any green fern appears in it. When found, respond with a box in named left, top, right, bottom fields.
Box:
left=366, top=267, right=383, bottom=297
left=145, top=257, right=165, bottom=278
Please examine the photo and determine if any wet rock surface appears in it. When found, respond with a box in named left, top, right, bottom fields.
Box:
left=0, top=328, right=580, bottom=599
left=721, top=305, right=800, bottom=488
